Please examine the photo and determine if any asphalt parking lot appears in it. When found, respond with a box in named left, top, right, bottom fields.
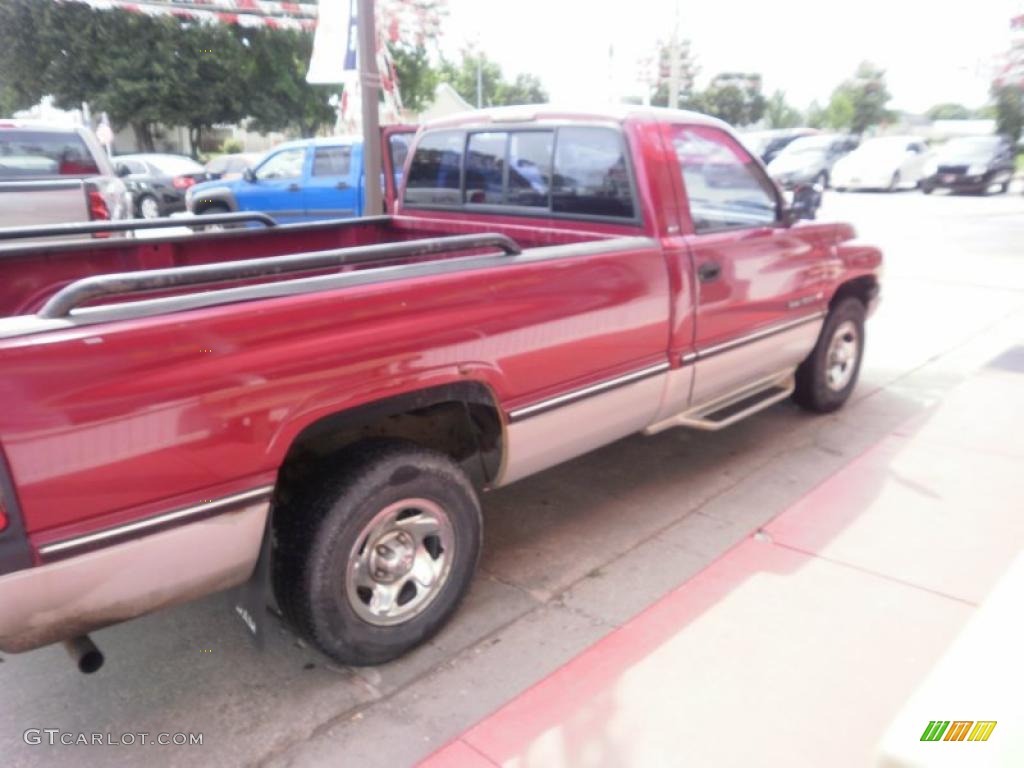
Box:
left=2, top=186, right=1023, bottom=768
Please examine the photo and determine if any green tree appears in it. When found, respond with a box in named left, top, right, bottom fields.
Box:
left=0, top=0, right=332, bottom=149
left=388, top=43, right=438, bottom=112
left=691, top=73, right=766, bottom=127
left=243, top=27, right=333, bottom=137
left=764, top=90, right=802, bottom=128
left=992, top=84, right=1023, bottom=142
left=438, top=50, right=547, bottom=107
left=925, top=102, right=971, bottom=120
left=821, top=62, right=892, bottom=134
left=500, top=73, right=548, bottom=105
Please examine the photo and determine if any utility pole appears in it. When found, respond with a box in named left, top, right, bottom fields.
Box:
left=667, top=1, right=681, bottom=109
left=476, top=58, right=483, bottom=108
left=358, top=0, right=383, bottom=216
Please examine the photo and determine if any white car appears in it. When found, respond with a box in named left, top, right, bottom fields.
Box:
left=831, top=136, right=930, bottom=191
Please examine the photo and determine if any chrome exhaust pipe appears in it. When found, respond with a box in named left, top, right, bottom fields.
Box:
left=63, top=635, right=104, bottom=674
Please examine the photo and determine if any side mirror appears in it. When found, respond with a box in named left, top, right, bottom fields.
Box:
left=116, top=163, right=131, bottom=178
left=243, top=167, right=257, bottom=183
left=785, top=183, right=821, bottom=224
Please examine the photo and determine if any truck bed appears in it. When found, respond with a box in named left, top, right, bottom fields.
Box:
left=0, top=214, right=610, bottom=319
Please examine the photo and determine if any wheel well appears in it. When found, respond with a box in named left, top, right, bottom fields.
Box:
left=195, top=200, right=230, bottom=214
left=830, top=276, right=878, bottom=310
left=276, top=382, right=504, bottom=493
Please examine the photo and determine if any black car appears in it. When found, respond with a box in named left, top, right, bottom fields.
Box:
left=919, top=136, right=1016, bottom=195
left=115, top=153, right=211, bottom=218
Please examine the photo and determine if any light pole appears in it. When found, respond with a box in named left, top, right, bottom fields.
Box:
left=358, top=0, right=383, bottom=216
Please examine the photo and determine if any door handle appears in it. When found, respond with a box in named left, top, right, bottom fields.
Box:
left=287, top=184, right=301, bottom=192
left=698, top=261, right=722, bottom=283
left=335, top=181, right=350, bottom=190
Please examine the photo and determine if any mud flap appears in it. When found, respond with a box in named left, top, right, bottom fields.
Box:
left=233, top=510, right=273, bottom=650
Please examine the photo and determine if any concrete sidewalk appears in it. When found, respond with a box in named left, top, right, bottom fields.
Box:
left=423, top=339, right=1024, bottom=767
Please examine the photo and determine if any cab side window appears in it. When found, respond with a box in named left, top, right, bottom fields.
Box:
left=404, top=130, right=464, bottom=206
left=671, top=125, right=778, bottom=233
left=255, top=147, right=306, bottom=181
left=312, top=146, right=352, bottom=177
left=552, top=127, right=634, bottom=219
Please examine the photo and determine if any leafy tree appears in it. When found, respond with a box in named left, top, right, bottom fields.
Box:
left=500, top=73, right=548, bottom=106
left=925, top=103, right=971, bottom=120
left=388, top=43, right=439, bottom=112
left=0, top=0, right=332, bottom=149
left=992, top=84, right=1023, bottom=142
left=243, top=28, right=334, bottom=138
left=438, top=50, right=547, bottom=107
left=691, top=73, right=766, bottom=127
left=820, top=62, right=892, bottom=134
left=764, top=90, right=802, bottom=128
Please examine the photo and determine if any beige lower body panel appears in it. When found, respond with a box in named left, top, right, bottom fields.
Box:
left=500, top=374, right=666, bottom=486
left=0, top=502, right=268, bottom=653
left=690, top=319, right=823, bottom=408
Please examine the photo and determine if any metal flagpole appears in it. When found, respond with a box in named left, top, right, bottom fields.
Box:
left=358, top=0, right=383, bottom=216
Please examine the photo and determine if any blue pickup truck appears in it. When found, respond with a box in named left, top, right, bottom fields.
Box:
left=186, top=127, right=415, bottom=223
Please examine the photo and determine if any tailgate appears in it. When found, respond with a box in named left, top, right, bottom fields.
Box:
left=0, top=179, right=88, bottom=233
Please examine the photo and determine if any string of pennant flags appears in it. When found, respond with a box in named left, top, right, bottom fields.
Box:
left=59, top=0, right=317, bottom=30
left=58, top=0, right=445, bottom=40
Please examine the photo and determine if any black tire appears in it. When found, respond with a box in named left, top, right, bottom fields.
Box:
left=920, top=182, right=934, bottom=195
left=815, top=170, right=829, bottom=189
left=273, top=440, right=482, bottom=666
left=793, top=297, right=866, bottom=413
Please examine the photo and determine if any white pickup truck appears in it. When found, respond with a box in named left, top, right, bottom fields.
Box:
left=0, top=121, right=131, bottom=236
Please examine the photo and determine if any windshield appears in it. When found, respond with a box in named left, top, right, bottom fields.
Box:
left=936, top=137, right=1002, bottom=161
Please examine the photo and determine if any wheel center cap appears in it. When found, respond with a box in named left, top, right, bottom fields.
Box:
left=369, top=531, right=415, bottom=583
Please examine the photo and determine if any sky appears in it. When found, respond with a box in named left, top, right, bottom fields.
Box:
left=440, top=0, right=1018, bottom=113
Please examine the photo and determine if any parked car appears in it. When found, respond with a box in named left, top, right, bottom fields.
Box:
left=0, top=120, right=131, bottom=236
left=766, top=134, right=859, bottom=189
left=0, top=106, right=880, bottom=672
left=831, top=136, right=930, bottom=191
left=115, top=153, right=212, bottom=219
left=919, top=136, right=1016, bottom=195
left=742, top=128, right=819, bottom=164
left=206, top=152, right=263, bottom=181
left=187, top=127, right=416, bottom=222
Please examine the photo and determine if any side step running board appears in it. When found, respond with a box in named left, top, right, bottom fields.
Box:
left=646, top=373, right=795, bottom=434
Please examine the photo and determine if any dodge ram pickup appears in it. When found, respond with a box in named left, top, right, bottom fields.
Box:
left=0, top=106, right=881, bottom=672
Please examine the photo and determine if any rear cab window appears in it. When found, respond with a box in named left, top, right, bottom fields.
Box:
left=403, top=124, right=638, bottom=223
left=0, top=129, right=100, bottom=179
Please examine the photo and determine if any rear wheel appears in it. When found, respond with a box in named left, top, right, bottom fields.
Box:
left=138, top=195, right=160, bottom=219
left=273, top=441, right=482, bottom=665
left=793, top=298, right=866, bottom=413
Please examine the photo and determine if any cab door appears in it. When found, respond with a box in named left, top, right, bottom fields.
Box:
left=662, top=122, right=834, bottom=407
left=304, top=144, right=359, bottom=221
left=238, top=145, right=308, bottom=223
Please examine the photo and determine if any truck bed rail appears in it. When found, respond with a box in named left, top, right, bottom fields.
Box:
left=37, top=233, right=522, bottom=319
left=0, top=212, right=278, bottom=242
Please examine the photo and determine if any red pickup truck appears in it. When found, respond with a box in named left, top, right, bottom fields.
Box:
left=0, top=106, right=881, bottom=672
